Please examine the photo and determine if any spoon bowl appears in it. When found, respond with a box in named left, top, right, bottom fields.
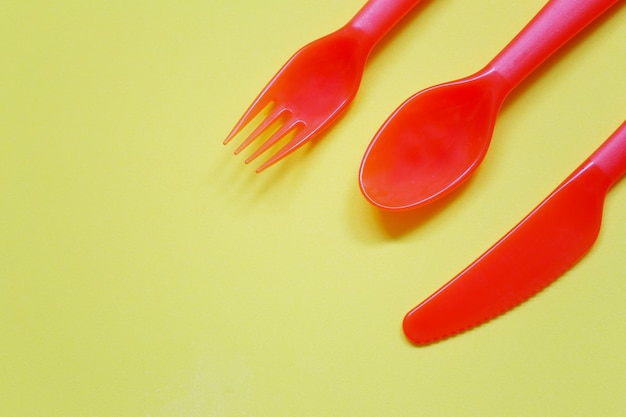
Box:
left=359, top=69, right=508, bottom=210
left=359, top=0, right=619, bottom=211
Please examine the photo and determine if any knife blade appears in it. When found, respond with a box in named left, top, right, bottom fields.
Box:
left=403, top=120, right=626, bottom=345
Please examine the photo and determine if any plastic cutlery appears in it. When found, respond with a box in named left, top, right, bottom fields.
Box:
left=403, top=120, right=626, bottom=345
left=359, top=0, right=620, bottom=210
left=224, top=0, right=422, bottom=172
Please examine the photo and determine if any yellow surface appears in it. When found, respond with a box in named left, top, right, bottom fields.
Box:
left=1, top=1, right=625, bottom=416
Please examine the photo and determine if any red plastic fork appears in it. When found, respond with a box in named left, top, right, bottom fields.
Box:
left=224, top=0, right=422, bottom=172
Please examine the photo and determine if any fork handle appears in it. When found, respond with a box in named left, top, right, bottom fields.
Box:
left=487, top=0, right=619, bottom=90
left=347, top=0, right=422, bottom=49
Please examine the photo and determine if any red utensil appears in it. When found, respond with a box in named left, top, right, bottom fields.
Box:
left=359, top=0, right=620, bottom=210
left=403, top=120, right=626, bottom=345
left=224, top=0, right=422, bottom=172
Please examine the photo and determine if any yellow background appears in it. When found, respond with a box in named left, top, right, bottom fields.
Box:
left=1, top=1, right=625, bottom=416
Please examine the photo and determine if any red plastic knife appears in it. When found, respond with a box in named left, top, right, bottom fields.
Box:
left=403, top=120, right=626, bottom=345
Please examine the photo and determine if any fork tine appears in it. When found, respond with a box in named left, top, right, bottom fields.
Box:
left=255, top=127, right=314, bottom=173
left=233, top=106, right=289, bottom=155
left=244, top=120, right=301, bottom=164
left=223, top=93, right=273, bottom=145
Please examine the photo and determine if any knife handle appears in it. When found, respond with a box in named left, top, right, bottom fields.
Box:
left=588, top=120, right=626, bottom=188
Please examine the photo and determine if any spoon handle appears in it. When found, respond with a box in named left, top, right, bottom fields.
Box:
left=488, top=0, right=620, bottom=89
left=347, top=0, right=422, bottom=49
left=589, top=120, right=626, bottom=188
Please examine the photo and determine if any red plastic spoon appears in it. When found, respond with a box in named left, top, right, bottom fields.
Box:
left=359, top=0, right=620, bottom=210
